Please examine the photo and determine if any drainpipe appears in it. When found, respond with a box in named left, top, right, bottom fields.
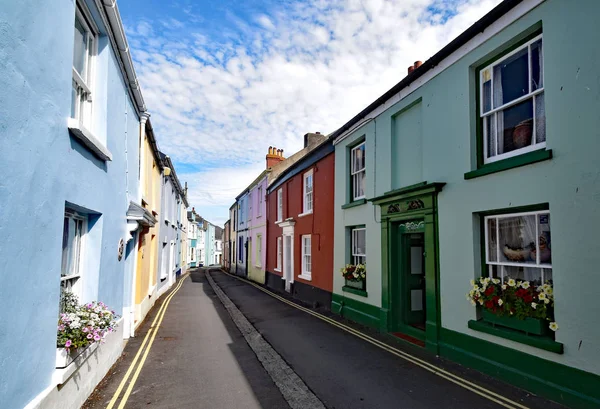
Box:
left=101, top=0, right=146, bottom=113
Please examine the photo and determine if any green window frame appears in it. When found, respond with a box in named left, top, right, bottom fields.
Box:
left=346, top=137, right=366, bottom=204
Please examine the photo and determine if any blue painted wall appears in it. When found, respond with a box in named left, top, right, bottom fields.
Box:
left=0, top=0, right=141, bottom=407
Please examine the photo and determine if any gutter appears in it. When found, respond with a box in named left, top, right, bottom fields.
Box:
left=144, top=117, right=164, bottom=170
left=329, top=0, right=524, bottom=142
left=101, top=0, right=147, bottom=114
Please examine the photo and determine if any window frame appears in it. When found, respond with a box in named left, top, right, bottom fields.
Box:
left=302, top=169, right=314, bottom=215
left=71, top=4, right=97, bottom=128
left=256, top=234, right=262, bottom=267
left=300, top=235, right=312, bottom=280
left=258, top=186, right=263, bottom=217
left=61, top=210, right=87, bottom=299
left=277, top=189, right=283, bottom=222
left=351, top=227, right=366, bottom=266
left=276, top=237, right=282, bottom=272
left=477, top=32, right=545, bottom=166
left=350, top=142, right=366, bottom=201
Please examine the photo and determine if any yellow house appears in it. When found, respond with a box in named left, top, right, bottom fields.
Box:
left=135, top=114, right=163, bottom=327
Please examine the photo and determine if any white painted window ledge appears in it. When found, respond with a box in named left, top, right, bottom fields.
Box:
left=297, top=211, right=313, bottom=218
left=274, top=268, right=281, bottom=272
left=297, top=274, right=312, bottom=281
left=67, top=118, right=112, bottom=161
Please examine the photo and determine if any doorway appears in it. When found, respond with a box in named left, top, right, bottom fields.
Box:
left=283, top=235, right=293, bottom=292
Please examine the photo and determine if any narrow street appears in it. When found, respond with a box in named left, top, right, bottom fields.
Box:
left=84, top=268, right=566, bottom=409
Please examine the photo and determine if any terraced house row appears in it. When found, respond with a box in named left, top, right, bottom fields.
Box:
left=0, top=1, right=192, bottom=408
left=223, top=0, right=600, bottom=407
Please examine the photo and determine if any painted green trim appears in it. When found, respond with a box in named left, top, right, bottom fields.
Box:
left=332, top=293, right=381, bottom=329
left=342, top=286, right=368, bottom=297
left=464, top=149, right=552, bottom=180
left=474, top=24, right=544, bottom=168
left=478, top=202, right=549, bottom=216
left=468, top=320, right=563, bottom=354
left=346, top=136, right=366, bottom=204
left=370, top=181, right=445, bottom=203
left=341, top=198, right=367, bottom=209
left=439, top=328, right=600, bottom=409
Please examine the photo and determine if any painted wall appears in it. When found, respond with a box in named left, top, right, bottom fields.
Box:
left=247, top=176, right=268, bottom=283
left=157, top=173, right=179, bottom=294
left=223, top=220, right=230, bottom=268
left=0, top=0, right=141, bottom=407
left=334, top=120, right=383, bottom=308
left=229, top=206, right=238, bottom=273
left=334, top=0, right=600, bottom=378
left=236, top=192, right=250, bottom=275
left=205, top=222, right=216, bottom=265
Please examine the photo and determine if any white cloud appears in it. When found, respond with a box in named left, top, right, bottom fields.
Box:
left=125, top=0, right=502, bottom=225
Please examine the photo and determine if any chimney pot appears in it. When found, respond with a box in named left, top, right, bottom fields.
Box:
left=414, top=60, right=422, bottom=69
left=408, top=66, right=414, bottom=74
left=316, top=131, right=320, bottom=134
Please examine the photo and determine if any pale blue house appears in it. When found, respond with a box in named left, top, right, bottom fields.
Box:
left=0, top=1, right=151, bottom=408
left=235, top=191, right=250, bottom=276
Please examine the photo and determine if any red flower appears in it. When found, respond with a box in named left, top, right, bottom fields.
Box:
left=516, top=288, right=527, bottom=298
left=484, top=286, right=495, bottom=296
left=524, top=295, right=533, bottom=303
left=485, top=300, right=494, bottom=309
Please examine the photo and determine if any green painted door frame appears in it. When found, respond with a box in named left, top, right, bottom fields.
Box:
left=371, top=182, right=445, bottom=354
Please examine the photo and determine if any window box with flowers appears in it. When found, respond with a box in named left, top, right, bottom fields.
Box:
left=56, top=292, right=119, bottom=368
left=341, top=264, right=367, bottom=295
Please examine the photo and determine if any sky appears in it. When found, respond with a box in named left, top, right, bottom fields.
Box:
left=118, top=0, right=502, bottom=227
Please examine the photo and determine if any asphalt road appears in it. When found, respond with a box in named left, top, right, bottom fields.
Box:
left=84, top=268, right=566, bottom=409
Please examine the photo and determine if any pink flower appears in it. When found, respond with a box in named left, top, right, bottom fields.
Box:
left=87, top=334, right=93, bottom=339
left=93, top=335, right=101, bottom=341
left=82, top=327, right=89, bottom=333
left=65, top=340, right=72, bottom=348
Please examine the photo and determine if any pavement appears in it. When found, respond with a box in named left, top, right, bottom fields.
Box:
left=84, top=268, right=567, bottom=409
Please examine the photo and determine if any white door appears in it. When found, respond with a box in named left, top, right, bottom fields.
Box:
left=284, top=235, right=293, bottom=292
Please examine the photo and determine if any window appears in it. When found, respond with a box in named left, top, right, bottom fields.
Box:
left=276, top=237, right=282, bottom=271
left=248, top=192, right=253, bottom=219
left=71, top=5, right=96, bottom=126
left=303, top=170, right=313, bottom=214
left=351, top=228, right=366, bottom=265
left=484, top=210, right=551, bottom=284
left=61, top=211, right=86, bottom=300
left=258, top=187, right=263, bottom=216
left=190, top=247, right=195, bottom=261
left=480, top=35, right=545, bottom=164
left=239, top=236, right=243, bottom=261
left=277, top=189, right=283, bottom=222
left=301, top=235, right=311, bottom=279
left=351, top=142, right=366, bottom=200
left=256, top=235, right=262, bottom=267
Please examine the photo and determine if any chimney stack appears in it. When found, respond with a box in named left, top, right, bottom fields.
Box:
left=408, top=60, right=423, bottom=75
left=266, top=146, right=286, bottom=168
left=304, top=132, right=327, bottom=148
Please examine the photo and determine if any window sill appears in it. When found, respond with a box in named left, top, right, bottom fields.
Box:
left=297, top=274, right=312, bottom=281
left=468, top=319, right=563, bottom=354
left=274, top=268, right=281, bottom=272
left=464, top=149, right=552, bottom=180
left=298, top=211, right=313, bottom=218
left=67, top=118, right=112, bottom=162
left=342, top=286, right=368, bottom=297
left=341, top=198, right=367, bottom=209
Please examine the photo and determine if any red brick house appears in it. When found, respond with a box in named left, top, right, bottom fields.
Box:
left=265, top=134, right=334, bottom=308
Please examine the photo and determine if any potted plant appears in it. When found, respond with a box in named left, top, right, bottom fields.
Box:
left=467, top=277, right=558, bottom=335
left=56, top=291, right=119, bottom=368
left=341, top=264, right=366, bottom=290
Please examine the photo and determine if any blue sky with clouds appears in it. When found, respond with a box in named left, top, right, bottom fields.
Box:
left=118, top=0, right=501, bottom=227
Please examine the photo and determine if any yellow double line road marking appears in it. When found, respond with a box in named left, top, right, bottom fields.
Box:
left=220, top=270, right=529, bottom=409
left=107, top=274, right=189, bottom=409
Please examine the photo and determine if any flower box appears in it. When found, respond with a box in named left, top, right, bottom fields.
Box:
left=56, top=346, right=87, bottom=369
left=482, top=310, right=548, bottom=336
left=345, top=279, right=366, bottom=290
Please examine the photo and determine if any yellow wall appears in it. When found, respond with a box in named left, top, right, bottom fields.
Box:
left=135, top=126, right=162, bottom=309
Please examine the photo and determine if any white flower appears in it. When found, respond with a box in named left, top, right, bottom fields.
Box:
left=492, top=278, right=500, bottom=284
left=478, top=299, right=484, bottom=305
left=469, top=279, right=475, bottom=286
left=470, top=300, right=476, bottom=306
left=507, top=279, right=516, bottom=287
left=501, top=284, right=507, bottom=290
left=352, top=272, right=358, bottom=278
left=520, top=281, right=530, bottom=289
left=538, top=293, right=546, bottom=301
left=544, top=298, right=550, bottom=305
left=497, top=299, right=503, bottom=306
left=549, top=322, right=559, bottom=332
left=466, top=294, right=472, bottom=301
left=531, top=302, right=537, bottom=309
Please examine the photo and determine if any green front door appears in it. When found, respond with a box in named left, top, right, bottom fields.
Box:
left=404, top=232, right=426, bottom=328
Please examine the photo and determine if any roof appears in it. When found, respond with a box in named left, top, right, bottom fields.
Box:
left=159, top=150, right=189, bottom=207
left=330, top=0, right=525, bottom=142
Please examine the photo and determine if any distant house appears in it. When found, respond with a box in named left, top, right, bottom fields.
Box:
left=215, top=226, right=224, bottom=265
left=265, top=133, right=333, bottom=308
left=223, top=221, right=230, bottom=268
left=229, top=204, right=238, bottom=274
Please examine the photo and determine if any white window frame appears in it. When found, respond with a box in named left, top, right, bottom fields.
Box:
left=301, top=169, right=313, bottom=215
left=71, top=4, right=97, bottom=128
left=248, top=192, right=252, bottom=219
left=484, top=210, right=551, bottom=283
left=351, top=142, right=366, bottom=200
left=277, top=189, right=283, bottom=222
left=256, top=234, right=262, bottom=267
left=61, top=210, right=87, bottom=301
left=480, top=35, right=545, bottom=164
left=275, top=237, right=282, bottom=272
left=258, top=186, right=263, bottom=217
left=351, top=228, right=366, bottom=265
left=299, top=235, right=312, bottom=280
